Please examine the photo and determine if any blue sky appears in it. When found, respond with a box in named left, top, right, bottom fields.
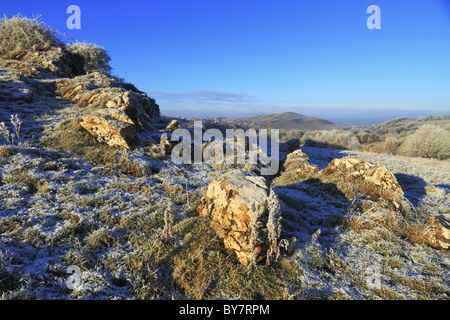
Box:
left=3, top=0, right=450, bottom=124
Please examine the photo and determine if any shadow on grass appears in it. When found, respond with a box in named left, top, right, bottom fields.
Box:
left=394, top=172, right=427, bottom=207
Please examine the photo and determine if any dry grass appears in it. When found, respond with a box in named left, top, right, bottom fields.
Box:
left=86, top=228, right=113, bottom=248
left=342, top=205, right=433, bottom=246
left=41, top=117, right=150, bottom=177
left=171, top=217, right=293, bottom=300
left=1, top=165, right=48, bottom=194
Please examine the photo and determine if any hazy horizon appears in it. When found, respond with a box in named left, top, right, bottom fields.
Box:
left=161, top=107, right=450, bottom=126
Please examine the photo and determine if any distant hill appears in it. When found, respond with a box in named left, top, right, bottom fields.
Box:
left=215, top=112, right=337, bottom=131
left=366, top=115, right=450, bottom=136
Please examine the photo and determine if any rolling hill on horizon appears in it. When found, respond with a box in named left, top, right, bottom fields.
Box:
left=215, top=111, right=338, bottom=131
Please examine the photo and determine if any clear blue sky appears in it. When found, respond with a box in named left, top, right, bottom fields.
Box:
left=3, top=0, right=450, bottom=124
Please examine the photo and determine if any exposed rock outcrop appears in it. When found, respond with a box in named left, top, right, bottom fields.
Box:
left=54, top=72, right=160, bottom=148
left=283, top=149, right=320, bottom=178
left=273, top=148, right=320, bottom=185
left=80, top=108, right=136, bottom=149
left=56, top=72, right=160, bottom=126
left=274, top=150, right=405, bottom=211
left=164, top=119, right=181, bottom=132
left=425, top=216, right=450, bottom=250
left=197, top=170, right=281, bottom=265
left=322, top=157, right=405, bottom=210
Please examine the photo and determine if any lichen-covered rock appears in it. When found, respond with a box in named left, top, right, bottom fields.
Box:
left=80, top=108, right=136, bottom=149
left=197, top=170, right=280, bottom=265
left=425, top=216, right=450, bottom=250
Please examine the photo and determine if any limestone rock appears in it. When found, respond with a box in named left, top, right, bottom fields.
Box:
left=323, top=157, right=405, bottom=210
left=165, top=119, right=181, bottom=132
left=425, top=216, right=450, bottom=250
left=159, top=132, right=171, bottom=155
left=56, top=73, right=160, bottom=129
left=197, top=170, right=280, bottom=265
left=80, top=108, right=136, bottom=149
left=285, top=149, right=309, bottom=163
left=273, top=148, right=320, bottom=185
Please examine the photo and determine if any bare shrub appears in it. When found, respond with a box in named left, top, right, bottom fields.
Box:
left=301, top=129, right=360, bottom=150
left=66, top=42, right=112, bottom=75
left=376, top=134, right=402, bottom=155
left=0, top=122, right=11, bottom=145
left=0, top=114, right=23, bottom=146
left=399, top=124, right=450, bottom=160
left=0, top=14, right=64, bottom=58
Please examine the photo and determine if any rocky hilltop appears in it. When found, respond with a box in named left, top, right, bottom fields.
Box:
left=0, top=53, right=160, bottom=149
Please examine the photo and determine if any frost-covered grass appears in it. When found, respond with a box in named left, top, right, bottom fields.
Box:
left=1, top=139, right=448, bottom=299
left=272, top=146, right=449, bottom=300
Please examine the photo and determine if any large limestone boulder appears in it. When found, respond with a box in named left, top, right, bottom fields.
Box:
left=274, top=153, right=405, bottom=211
left=323, top=157, right=405, bottom=210
left=80, top=108, right=136, bottom=149
left=197, top=170, right=281, bottom=265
